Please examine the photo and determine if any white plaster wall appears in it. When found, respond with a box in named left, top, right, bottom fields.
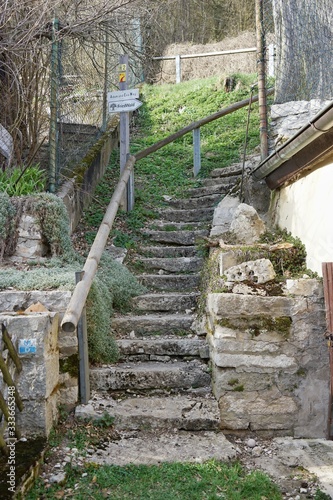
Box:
left=270, top=162, right=333, bottom=276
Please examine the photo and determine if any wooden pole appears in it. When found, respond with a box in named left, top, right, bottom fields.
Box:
left=322, top=262, right=333, bottom=439
left=61, top=156, right=136, bottom=333
left=255, top=0, right=269, bottom=160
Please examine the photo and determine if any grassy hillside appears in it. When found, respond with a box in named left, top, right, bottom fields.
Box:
left=75, top=73, right=261, bottom=251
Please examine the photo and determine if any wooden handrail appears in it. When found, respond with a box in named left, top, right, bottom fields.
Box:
left=61, top=155, right=136, bottom=333
left=135, top=89, right=274, bottom=161
left=61, top=89, right=275, bottom=333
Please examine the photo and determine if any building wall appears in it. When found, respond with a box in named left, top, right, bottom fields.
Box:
left=270, top=161, right=333, bottom=276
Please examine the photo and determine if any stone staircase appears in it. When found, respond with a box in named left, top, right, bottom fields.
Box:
left=87, top=165, right=242, bottom=463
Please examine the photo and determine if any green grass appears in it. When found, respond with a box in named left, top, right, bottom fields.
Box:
left=74, top=73, right=262, bottom=251
left=27, top=460, right=282, bottom=499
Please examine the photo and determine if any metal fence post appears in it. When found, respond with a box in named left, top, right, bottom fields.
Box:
left=75, top=271, right=90, bottom=404
left=175, top=55, right=181, bottom=83
left=193, top=128, right=201, bottom=176
left=102, top=30, right=109, bottom=132
left=49, top=18, right=59, bottom=193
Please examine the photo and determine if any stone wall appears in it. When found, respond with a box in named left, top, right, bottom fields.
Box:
left=206, top=279, right=329, bottom=438
left=203, top=194, right=330, bottom=438
left=0, top=291, right=77, bottom=437
left=58, top=117, right=119, bottom=233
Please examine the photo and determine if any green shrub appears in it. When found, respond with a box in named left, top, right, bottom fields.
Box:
left=0, top=191, right=16, bottom=258
left=0, top=164, right=46, bottom=196
left=0, top=253, right=145, bottom=364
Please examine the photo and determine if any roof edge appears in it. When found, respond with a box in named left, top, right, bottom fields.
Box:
left=252, top=100, right=333, bottom=183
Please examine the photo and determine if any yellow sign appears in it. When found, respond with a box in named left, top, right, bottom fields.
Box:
left=119, top=72, right=126, bottom=83
left=119, top=64, right=127, bottom=71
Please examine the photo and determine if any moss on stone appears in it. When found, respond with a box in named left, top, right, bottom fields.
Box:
left=217, top=315, right=292, bottom=338
left=59, top=354, right=79, bottom=378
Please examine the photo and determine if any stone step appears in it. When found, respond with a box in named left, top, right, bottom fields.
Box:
left=186, top=184, right=233, bottom=198
left=132, top=256, right=203, bottom=273
left=142, top=229, right=209, bottom=246
left=112, top=313, right=195, bottom=336
left=210, top=165, right=243, bottom=178
left=166, top=194, right=222, bottom=210
left=90, top=360, right=211, bottom=392
left=139, top=274, right=201, bottom=292
left=133, top=292, right=199, bottom=312
left=149, top=220, right=208, bottom=231
left=159, top=207, right=214, bottom=222
left=137, top=245, right=198, bottom=258
left=117, top=337, right=209, bottom=362
left=85, top=394, right=220, bottom=432
left=79, top=429, right=236, bottom=466
left=198, top=175, right=241, bottom=187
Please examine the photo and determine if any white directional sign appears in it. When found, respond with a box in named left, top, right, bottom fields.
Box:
left=108, top=99, right=143, bottom=113
left=107, top=88, right=140, bottom=102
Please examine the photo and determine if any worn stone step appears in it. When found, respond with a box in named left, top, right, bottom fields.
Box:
left=86, top=394, right=219, bottom=432
left=80, top=429, right=236, bottom=466
left=210, top=165, right=243, bottom=178
left=198, top=175, right=241, bottom=187
left=137, top=245, right=198, bottom=258
left=112, top=313, right=195, bottom=336
left=187, top=184, right=233, bottom=198
left=142, top=229, right=209, bottom=246
left=166, top=194, right=222, bottom=210
left=132, top=256, right=203, bottom=273
left=139, top=274, right=201, bottom=292
left=149, top=220, right=208, bottom=231
left=117, top=337, right=209, bottom=362
left=159, top=207, right=214, bottom=222
left=133, top=292, right=199, bottom=312
left=90, top=360, right=211, bottom=392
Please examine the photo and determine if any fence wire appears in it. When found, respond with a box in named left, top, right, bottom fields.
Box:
left=261, top=0, right=333, bottom=144
left=1, top=3, right=332, bottom=177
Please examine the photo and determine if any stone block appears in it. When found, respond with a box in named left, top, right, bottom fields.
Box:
left=207, top=293, right=293, bottom=318
left=219, top=390, right=297, bottom=431
left=229, top=204, right=266, bottom=244
left=224, top=258, right=276, bottom=284
left=219, top=251, right=240, bottom=274
left=17, top=391, right=59, bottom=437
left=210, top=195, right=240, bottom=237
left=0, top=290, right=72, bottom=313
left=0, top=314, right=60, bottom=430
left=210, top=351, right=297, bottom=371
left=286, top=278, right=323, bottom=298
left=212, top=365, right=305, bottom=401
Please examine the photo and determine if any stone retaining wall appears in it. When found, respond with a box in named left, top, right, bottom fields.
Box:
left=0, top=291, right=77, bottom=437
left=205, top=194, right=330, bottom=438
left=206, top=279, right=329, bottom=438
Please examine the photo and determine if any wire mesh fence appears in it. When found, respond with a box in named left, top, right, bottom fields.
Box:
left=261, top=0, right=333, bottom=146
left=55, top=22, right=143, bottom=186
left=1, top=2, right=332, bottom=180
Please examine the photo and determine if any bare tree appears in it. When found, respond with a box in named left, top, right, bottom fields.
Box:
left=0, top=0, right=147, bottom=168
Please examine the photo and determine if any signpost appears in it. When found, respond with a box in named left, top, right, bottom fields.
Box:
left=107, top=55, right=140, bottom=211
left=108, top=99, right=142, bottom=113
left=108, top=88, right=140, bottom=101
